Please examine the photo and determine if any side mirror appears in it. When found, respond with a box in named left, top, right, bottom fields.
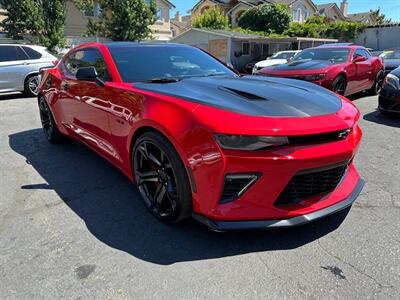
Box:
left=287, top=58, right=292, bottom=63
left=76, top=66, right=104, bottom=86
left=353, top=56, right=367, bottom=63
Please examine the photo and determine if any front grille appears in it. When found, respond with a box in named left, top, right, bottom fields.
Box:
left=275, top=162, right=349, bottom=206
left=220, top=174, right=260, bottom=204
left=288, top=128, right=352, bottom=145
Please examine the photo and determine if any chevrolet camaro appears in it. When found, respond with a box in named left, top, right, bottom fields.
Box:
left=38, top=42, right=364, bottom=231
left=259, top=45, right=384, bottom=97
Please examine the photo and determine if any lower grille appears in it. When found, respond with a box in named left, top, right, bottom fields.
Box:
left=275, top=162, right=349, bottom=206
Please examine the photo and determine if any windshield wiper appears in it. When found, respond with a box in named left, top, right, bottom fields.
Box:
left=142, top=77, right=182, bottom=83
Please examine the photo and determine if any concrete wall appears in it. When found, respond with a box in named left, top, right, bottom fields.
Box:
left=355, top=25, right=400, bottom=51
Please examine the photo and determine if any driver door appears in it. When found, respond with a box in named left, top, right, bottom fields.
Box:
left=59, top=48, right=118, bottom=161
left=352, top=49, right=372, bottom=92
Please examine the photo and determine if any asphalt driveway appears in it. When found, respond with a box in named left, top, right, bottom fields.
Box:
left=0, top=93, right=399, bottom=299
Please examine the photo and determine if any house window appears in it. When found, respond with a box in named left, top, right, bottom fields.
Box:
left=242, top=42, right=250, bottom=56
left=157, top=7, right=164, bottom=20
left=84, top=3, right=101, bottom=17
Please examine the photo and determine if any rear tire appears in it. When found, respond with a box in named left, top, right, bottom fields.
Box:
left=132, top=131, right=192, bottom=223
left=332, top=75, right=346, bottom=95
left=38, top=96, right=63, bottom=144
left=368, top=70, right=384, bottom=96
left=24, top=74, right=40, bottom=97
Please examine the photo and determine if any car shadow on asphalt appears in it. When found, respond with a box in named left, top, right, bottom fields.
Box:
left=0, top=92, right=26, bottom=101
left=363, top=110, right=400, bottom=128
left=9, top=128, right=350, bottom=265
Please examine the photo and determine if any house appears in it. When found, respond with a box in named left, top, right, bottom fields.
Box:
left=346, top=12, right=377, bottom=24
left=316, top=3, right=346, bottom=21
left=191, top=0, right=377, bottom=26
left=170, top=12, right=191, bottom=37
left=64, top=0, right=176, bottom=41
left=171, top=27, right=337, bottom=70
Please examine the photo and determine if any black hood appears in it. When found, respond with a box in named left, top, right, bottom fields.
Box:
left=268, top=60, right=333, bottom=71
left=134, top=75, right=342, bottom=117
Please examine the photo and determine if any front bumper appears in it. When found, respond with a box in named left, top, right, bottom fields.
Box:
left=193, top=178, right=364, bottom=231
left=379, top=89, right=400, bottom=113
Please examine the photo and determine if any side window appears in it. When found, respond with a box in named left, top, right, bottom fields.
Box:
left=64, top=51, right=82, bottom=76
left=64, top=49, right=110, bottom=80
left=353, top=49, right=366, bottom=59
left=22, top=46, right=42, bottom=59
left=0, top=46, right=29, bottom=62
left=363, top=49, right=372, bottom=58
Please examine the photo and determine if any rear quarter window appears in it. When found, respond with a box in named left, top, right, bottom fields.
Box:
left=22, top=47, right=43, bottom=59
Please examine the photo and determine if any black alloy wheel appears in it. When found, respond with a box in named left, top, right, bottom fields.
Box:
left=133, top=132, right=192, bottom=223
left=332, top=75, right=346, bottom=96
left=368, top=70, right=384, bottom=95
left=38, top=97, right=62, bottom=143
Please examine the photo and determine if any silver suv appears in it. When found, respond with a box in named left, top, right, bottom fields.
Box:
left=0, top=44, right=58, bottom=96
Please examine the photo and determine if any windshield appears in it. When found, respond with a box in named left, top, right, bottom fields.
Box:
left=292, top=48, right=350, bottom=64
left=108, top=45, right=237, bottom=82
left=379, top=51, right=400, bottom=59
left=271, top=52, right=297, bottom=59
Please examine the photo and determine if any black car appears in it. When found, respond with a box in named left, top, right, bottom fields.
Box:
left=379, top=67, right=400, bottom=114
left=379, top=50, right=400, bottom=75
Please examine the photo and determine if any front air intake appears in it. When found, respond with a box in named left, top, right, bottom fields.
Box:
left=220, top=173, right=260, bottom=204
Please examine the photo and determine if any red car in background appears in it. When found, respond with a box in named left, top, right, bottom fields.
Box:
left=259, top=44, right=384, bottom=97
left=38, top=42, right=364, bottom=231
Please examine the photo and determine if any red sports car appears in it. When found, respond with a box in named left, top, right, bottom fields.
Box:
left=38, top=42, right=364, bottom=231
left=259, top=45, right=384, bottom=97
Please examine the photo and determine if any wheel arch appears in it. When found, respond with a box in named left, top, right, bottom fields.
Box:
left=128, top=123, right=197, bottom=195
left=128, top=123, right=191, bottom=175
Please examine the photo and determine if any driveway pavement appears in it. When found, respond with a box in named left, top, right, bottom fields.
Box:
left=0, top=93, right=399, bottom=299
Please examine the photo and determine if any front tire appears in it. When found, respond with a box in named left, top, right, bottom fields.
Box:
left=38, top=96, right=63, bottom=144
left=132, top=131, right=192, bottom=223
left=25, top=74, right=40, bottom=97
left=332, top=75, right=347, bottom=95
left=368, top=70, right=384, bottom=96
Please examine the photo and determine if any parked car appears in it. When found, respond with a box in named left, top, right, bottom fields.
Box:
left=259, top=45, right=384, bottom=97
left=379, top=49, right=400, bottom=75
left=39, top=42, right=364, bottom=231
left=243, top=55, right=269, bottom=74
left=379, top=66, right=400, bottom=114
left=0, top=44, right=58, bottom=96
left=252, top=50, right=300, bottom=74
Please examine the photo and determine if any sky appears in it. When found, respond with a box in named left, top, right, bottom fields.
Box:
left=170, top=0, right=400, bottom=22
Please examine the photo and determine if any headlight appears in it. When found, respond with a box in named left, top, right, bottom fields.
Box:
left=383, top=73, right=400, bottom=90
left=214, top=134, right=289, bottom=151
left=304, top=74, right=326, bottom=81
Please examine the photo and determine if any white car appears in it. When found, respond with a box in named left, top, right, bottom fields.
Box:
left=0, top=44, right=58, bottom=96
left=252, top=50, right=301, bottom=74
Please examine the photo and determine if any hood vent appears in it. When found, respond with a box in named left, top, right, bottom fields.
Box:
left=218, top=86, right=266, bottom=101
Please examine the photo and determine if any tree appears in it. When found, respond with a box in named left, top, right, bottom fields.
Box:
left=0, top=0, right=66, bottom=51
left=370, top=8, right=391, bottom=25
left=238, top=4, right=291, bottom=34
left=80, top=0, right=157, bottom=41
left=191, top=7, right=229, bottom=30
